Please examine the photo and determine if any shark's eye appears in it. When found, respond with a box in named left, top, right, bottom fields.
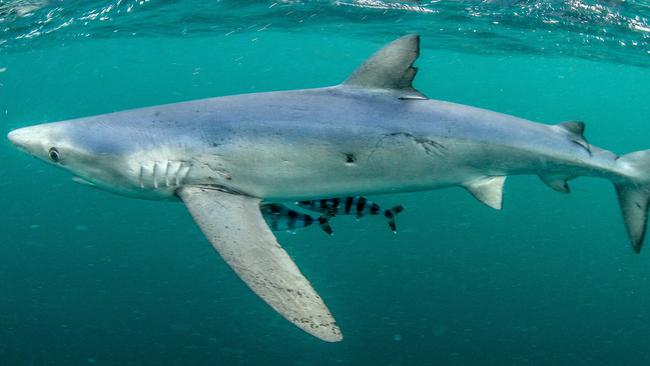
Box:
left=48, top=147, right=61, bottom=162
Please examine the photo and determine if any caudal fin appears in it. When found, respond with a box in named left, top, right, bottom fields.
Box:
left=318, top=216, right=334, bottom=235
left=615, top=150, right=650, bottom=253
left=384, top=205, right=405, bottom=233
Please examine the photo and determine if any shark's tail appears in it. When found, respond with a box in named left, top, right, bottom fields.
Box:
left=615, top=150, right=650, bottom=253
left=384, top=205, right=405, bottom=233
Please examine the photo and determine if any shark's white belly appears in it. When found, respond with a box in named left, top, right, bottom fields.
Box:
left=182, top=135, right=494, bottom=200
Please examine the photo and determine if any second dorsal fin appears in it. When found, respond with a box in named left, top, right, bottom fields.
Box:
left=343, top=34, right=427, bottom=100
left=555, top=121, right=591, bottom=155
left=557, top=121, right=585, bottom=136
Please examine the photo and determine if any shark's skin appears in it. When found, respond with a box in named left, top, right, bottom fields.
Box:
left=5, top=86, right=622, bottom=199
left=7, top=35, right=650, bottom=342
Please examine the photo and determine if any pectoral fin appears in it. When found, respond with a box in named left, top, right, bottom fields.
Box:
left=178, top=186, right=342, bottom=342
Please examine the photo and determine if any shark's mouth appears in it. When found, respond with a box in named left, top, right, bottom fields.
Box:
left=71, top=176, right=96, bottom=187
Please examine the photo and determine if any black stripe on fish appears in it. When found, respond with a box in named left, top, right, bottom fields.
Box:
left=298, top=197, right=405, bottom=233
left=356, top=196, right=367, bottom=218
left=261, top=203, right=334, bottom=235
left=261, top=204, right=312, bottom=232
left=330, top=198, right=340, bottom=215
left=287, top=209, right=298, bottom=230
left=345, top=197, right=354, bottom=214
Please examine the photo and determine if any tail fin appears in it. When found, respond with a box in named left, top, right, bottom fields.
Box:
left=384, top=205, right=405, bottom=233
left=615, top=150, right=650, bottom=253
left=317, top=216, right=334, bottom=235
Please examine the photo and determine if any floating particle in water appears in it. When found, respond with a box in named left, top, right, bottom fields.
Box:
left=75, top=224, right=88, bottom=231
left=29, top=224, right=39, bottom=229
left=393, top=334, right=402, bottom=342
left=0, top=67, right=6, bottom=73
left=434, top=324, right=448, bottom=337
left=86, top=358, right=96, bottom=364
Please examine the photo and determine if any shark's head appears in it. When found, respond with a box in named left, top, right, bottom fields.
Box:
left=9, top=122, right=74, bottom=163
left=7, top=119, right=178, bottom=199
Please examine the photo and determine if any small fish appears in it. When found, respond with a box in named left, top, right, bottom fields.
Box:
left=298, top=197, right=405, bottom=233
left=261, top=203, right=333, bottom=235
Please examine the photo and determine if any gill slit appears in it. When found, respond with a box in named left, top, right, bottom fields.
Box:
left=152, top=162, right=159, bottom=189
left=174, top=163, right=181, bottom=186
left=138, top=160, right=191, bottom=189
left=138, top=165, right=144, bottom=189
left=164, top=161, right=171, bottom=187
left=177, top=164, right=191, bottom=186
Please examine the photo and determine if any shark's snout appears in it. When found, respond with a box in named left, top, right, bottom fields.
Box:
left=7, top=125, right=55, bottom=157
left=7, top=128, right=30, bottom=150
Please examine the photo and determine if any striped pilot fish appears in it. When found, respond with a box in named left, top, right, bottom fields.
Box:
left=261, top=203, right=333, bottom=235
left=298, top=197, right=405, bottom=233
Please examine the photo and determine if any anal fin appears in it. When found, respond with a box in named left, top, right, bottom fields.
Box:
left=539, top=175, right=572, bottom=193
left=463, top=176, right=506, bottom=210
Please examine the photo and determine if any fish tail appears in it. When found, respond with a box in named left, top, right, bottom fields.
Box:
left=344, top=197, right=354, bottom=214
left=318, top=216, right=333, bottom=235
left=329, top=197, right=341, bottom=216
left=384, top=205, right=405, bottom=233
left=355, top=196, right=367, bottom=219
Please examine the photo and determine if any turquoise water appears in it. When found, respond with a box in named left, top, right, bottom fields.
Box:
left=2, top=1, right=650, bottom=365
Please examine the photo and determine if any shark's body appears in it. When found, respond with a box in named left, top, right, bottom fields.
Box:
left=37, top=86, right=616, bottom=200
left=8, top=35, right=650, bottom=342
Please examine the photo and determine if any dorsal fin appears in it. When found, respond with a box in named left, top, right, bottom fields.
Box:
left=556, top=121, right=591, bottom=155
left=557, top=121, right=585, bottom=136
left=343, top=34, right=427, bottom=100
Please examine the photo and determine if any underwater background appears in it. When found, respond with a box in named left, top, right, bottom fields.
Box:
left=2, top=0, right=650, bottom=365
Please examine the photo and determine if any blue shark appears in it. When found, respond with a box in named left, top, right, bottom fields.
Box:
left=8, top=35, right=650, bottom=342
